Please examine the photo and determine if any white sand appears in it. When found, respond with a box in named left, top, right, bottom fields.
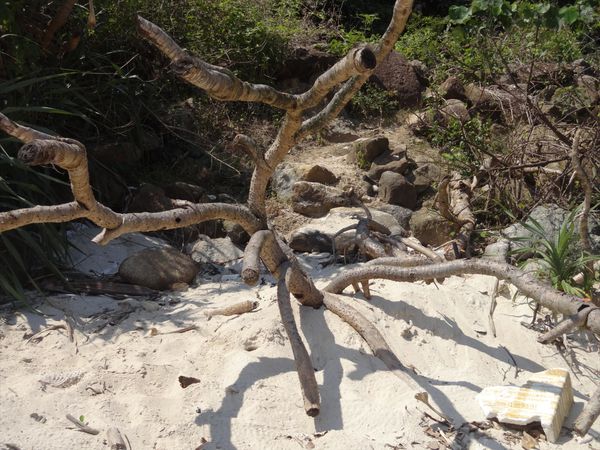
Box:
left=1, top=263, right=599, bottom=450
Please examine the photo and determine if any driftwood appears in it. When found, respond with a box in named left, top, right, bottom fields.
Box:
left=65, top=414, right=99, bottom=435
left=107, top=427, right=127, bottom=450
left=203, top=300, right=258, bottom=319
left=574, top=385, right=600, bottom=436
left=1, top=0, right=598, bottom=430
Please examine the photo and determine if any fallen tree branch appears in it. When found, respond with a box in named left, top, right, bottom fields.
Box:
left=242, top=230, right=274, bottom=285
left=107, top=427, right=127, bottom=450
left=278, top=264, right=320, bottom=416
left=203, top=300, right=258, bottom=320
left=537, top=306, right=598, bottom=344
left=324, top=260, right=600, bottom=335
left=65, top=414, right=100, bottom=435
left=574, top=385, right=600, bottom=436
left=323, top=292, right=422, bottom=392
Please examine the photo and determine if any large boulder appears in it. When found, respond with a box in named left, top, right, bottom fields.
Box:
left=118, top=247, right=199, bottom=290
left=378, top=171, right=417, bottom=210
left=370, top=51, right=426, bottom=106
left=409, top=208, right=457, bottom=247
left=288, top=207, right=405, bottom=253
left=291, top=181, right=352, bottom=217
left=465, top=83, right=526, bottom=124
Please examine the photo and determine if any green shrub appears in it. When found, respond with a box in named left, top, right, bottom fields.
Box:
left=508, top=207, right=599, bottom=298
left=348, top=84, right=400, bottom=120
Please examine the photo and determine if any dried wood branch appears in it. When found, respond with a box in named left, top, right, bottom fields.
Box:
left=278, top=264, right=320, bottom=416
left=41, top=0, right=77, bottom=50
left=324, top=260, right=600, bottom=335
left=203, top=300, right=258, bottom=319
left=574, top=385, right=600, bottom=436
left=107, top=427, right=127, bottom=450
left=65, top=414, right=99, bottom=435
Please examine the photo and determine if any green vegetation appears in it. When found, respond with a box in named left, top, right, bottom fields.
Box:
left=509, top=208, right=599, bottom=298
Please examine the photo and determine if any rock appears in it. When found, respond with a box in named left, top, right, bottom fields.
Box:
left=367, top=157, right=413, bottom=181
left=136, top=127, right=162, bottom=152
left=410, top=208, right=456, bottom=246
left=118, top=247, right=199, bottom=290
left=301, top=165, right=338, bottom=185
left=405, top=163, right=443, bottom=194
left=378, top=171, right=417, bottom=210
left=288, top=207, right=405, bottom=253
left=67, top=223, right=169, bottom=275
left=321, top=119, right=360, bottom=143
left=439, top=99, right=470, bottom=124
left=128, top=184, right=172, bottom=213
left=91, top=142, right=144, bottom=166
left=272, top=163, right=301, bottom=201
left=291, top=181, right=352, bottom=217
left=405, top=110, right=435, bottom=133
left=502, top=204, right=600, bottom=252
left=187, top=236, right=243, bottom=265
left=370, top=51, right=425, bottom=106
left=163, top=182, right=205, bottom=202
left=477, top=368, right=573, bottom=443
left=372, top=204, right=413, bottom=230
left=465, top=83, right=527, bottom=123
left=346, top=137, right=389, bottom=167
left=223, top=221, right=250, bottom=246
left=439, top=76, right=466, bottom=101
left=482, top=240, right=510, bottom=263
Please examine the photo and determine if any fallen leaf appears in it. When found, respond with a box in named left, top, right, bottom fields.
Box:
left=179, top=375, right=201, bottom=388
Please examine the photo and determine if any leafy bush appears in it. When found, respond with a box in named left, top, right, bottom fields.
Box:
left=348, top=84, right=400, bottom=120
left=509, top=207, right=599, bottom=298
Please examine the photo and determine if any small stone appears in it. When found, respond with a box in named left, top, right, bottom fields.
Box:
left=301, top=165, right=338, bottom=185
left=187, top=237, right=243, bottom=265
left=477, top=368, right=573, bottom=443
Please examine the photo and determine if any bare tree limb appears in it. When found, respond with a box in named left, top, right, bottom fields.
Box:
left=537, top=306, right=598, bottom=344
left=242, top=230, right=274, bottom=285
left=324, top=260, right=600, bottom=335
left=278, top=264, right=320, bottom=416
left=323, top=292, right=422, bottom=391
left=574, top=385, right=600, bottom=436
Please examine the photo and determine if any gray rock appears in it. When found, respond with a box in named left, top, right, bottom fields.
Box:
left=373, top=204, right=413, bottom=230
left=288, top=207, right=404, bottom=253
left=439, top=76, right=467, bottom=101
left=502, top=204, right=600, bottom=252
left=118, top=247, right=199, bottom=290
left=378, top=171, right=417, bottom=210
left=347, top=137, right=389, bottom=167
left=405, top=163, right=444, bottom=194
left=301, top=165, right=338, bottom=185
left=272, top=163, right=301, bottom=200
left=223, top=221, right=250, bottom=246
left=409, top=208, right=456, bottom=246
left=187, top=236, right=243, bottom=265
left=483, top=239, right=511, bottom=262
left=367, top=157, right=413, bottom=180
left=439, top=99, right=470, bottom=124
left=291, top=181, right=352, bottom=217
